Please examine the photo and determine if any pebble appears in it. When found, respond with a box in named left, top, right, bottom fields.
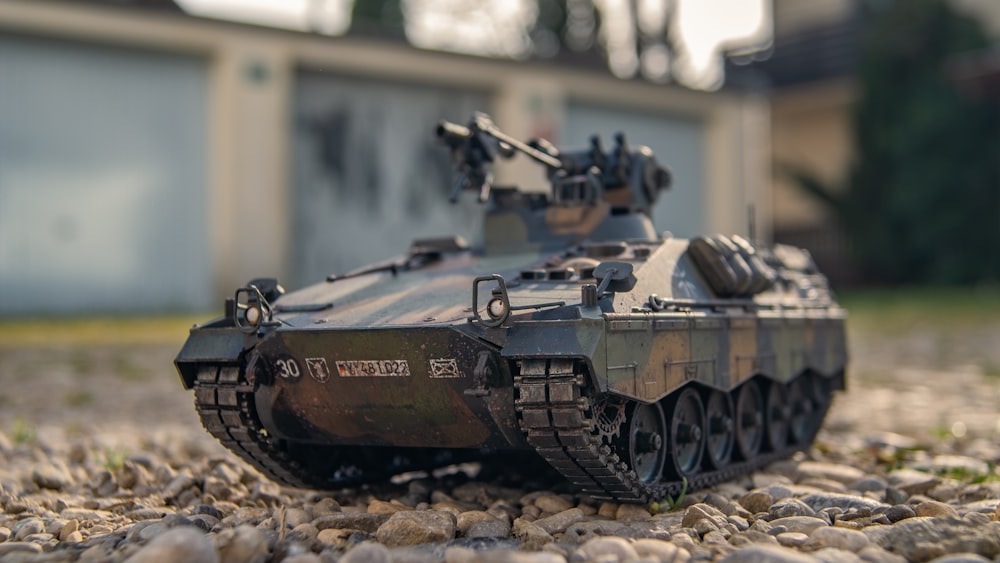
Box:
left=811, top=547, right=863, bottom=562
left=720, top=543, right=820, bottom=562
left=865, top=517, right=1000, bottom=562
left=314, top=511, right=389, bottom=533
left=32, top=464, right=72, bottom=491
left=341, top=542, right=392, bottom=563
left=797, top=462, right=866, bottom=485
left=466, top=518, right=512, bottom=538
left=682, top=503, right=725, bottom=527
left=533, top=508, right=585, bottom=534
left=916, top=500, right=959, bottom=519
left=926, top=555, right=992, bottom=563
left=571, top=536, right=639, bottom=562
left=0, top=542, right=44, bottom=557
left=740, top=491, right=775, bottom=514
left=513, top=518, right=554, bottom=550
left=122, top=526, right=219, bottom=563
left=768, top=516, right=830, bottom=535
left=535, top=494, right=573, bottom=514
left=632, top=538, right=689, bottom=562
left=805, top=526, right=871, bottom=552
left=771, top=498, right=818, bottom=519
left=883, top=504, right=916, bottom=523
left=799, top=493, right=887, bottom=513
left=375, top=510, right=456, bottom=547
left=778, top=532, right=810, bottom=547
left=617, top=503, right=652, bottom=522
left=215, top=525, right=269, bottom=563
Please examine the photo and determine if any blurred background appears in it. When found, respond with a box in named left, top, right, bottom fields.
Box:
left=2, top=0, right=1000, bottom=316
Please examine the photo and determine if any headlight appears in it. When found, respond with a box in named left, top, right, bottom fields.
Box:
left=245, top=304, right=263, bottom=326
left=487, top=297, right=508, bottom=320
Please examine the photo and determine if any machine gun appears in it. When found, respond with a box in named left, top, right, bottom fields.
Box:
left=436, top=112, right=672, bottom=216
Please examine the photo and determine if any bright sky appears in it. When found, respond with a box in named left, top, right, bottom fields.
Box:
left=174, top=0, right=771, bottom=90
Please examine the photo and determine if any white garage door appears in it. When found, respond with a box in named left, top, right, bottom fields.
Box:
left=292, top=71, right=490, bottom=287
left=0, top=36, right=211, bottom=314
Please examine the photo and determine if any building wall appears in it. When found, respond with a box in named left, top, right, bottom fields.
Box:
left=0, top=0, right=772, bottom=314
left=771, top=80, right=855, bottom=231
left=772, top=0, right=855, bottom=36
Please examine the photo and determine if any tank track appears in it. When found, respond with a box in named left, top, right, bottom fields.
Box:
left=193, top=364, right=323, bottom=488
left=194, top=361, right=831, bottom=501
left=514, top=358, right=830, bottom=503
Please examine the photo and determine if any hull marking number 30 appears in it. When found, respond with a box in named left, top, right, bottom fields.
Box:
left=275, top=358, right=301, bottom=379
left=336, top=360, right=411, bottom=377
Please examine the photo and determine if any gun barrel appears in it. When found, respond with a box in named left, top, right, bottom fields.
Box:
left=436, top=120, right=471, bottom=147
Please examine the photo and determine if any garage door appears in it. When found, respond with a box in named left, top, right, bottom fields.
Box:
left=0, top=36, right=210, bottom=314
left=292, top=71, right=490, bottom=287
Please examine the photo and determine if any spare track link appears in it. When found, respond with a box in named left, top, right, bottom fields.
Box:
left=193, top=364, right=316, bottom=488
left=514, top=359, right=830, bottom=504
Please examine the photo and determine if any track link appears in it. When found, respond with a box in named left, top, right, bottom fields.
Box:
left=515, top=359, right=830, bottom=503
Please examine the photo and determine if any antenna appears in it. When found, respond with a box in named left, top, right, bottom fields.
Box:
left=747, top=204, right=757, bottom=244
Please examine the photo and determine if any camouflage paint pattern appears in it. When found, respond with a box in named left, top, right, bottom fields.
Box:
left=177, top=218, right=845, bottom=451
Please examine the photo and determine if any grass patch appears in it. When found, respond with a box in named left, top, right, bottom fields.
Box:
left=65, top=390, right=95, bottom=407
left=0, top=316, right=207, bottom=348
left=651, top=477, right=688, bottom=513
left=979, top=362, right=1000, bottom=378
left=100, top=446, right=129, bottom=471
left=840, top=286, right=1000, bottom=331
left=114, top=355, right=151, bottom=381
left=10, top=417, right=36, bottom=446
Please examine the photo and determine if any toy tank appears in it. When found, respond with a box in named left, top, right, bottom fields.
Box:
left=175, top=113, right=847, bottom=503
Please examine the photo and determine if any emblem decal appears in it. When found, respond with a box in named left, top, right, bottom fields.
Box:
left=429, top=358, right=462, bottom=378
left=305, top=357, right=331, bottom=382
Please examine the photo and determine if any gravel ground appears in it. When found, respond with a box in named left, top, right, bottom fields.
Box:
left=0, top=317, right=999, bottom=562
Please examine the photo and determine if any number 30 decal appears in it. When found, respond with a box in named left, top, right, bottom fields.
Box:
left=275, top=358, right=301, bottom=379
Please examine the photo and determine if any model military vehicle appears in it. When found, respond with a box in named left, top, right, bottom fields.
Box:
left=175, top=113, right=847, bottom=502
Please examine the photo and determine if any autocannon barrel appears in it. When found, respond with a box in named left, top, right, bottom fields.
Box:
left=436, top=120, right=471, bottom=148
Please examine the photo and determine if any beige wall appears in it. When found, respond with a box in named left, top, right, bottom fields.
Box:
left=772, top=0, right=855, bottom=36
left=771, top=79, right=855, bottom=229
left=0, top=0, right=771, bottom=296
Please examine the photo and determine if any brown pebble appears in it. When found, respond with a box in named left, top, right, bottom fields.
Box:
left=598, top=502, right=619, bottom=518
left=914, top=500, right=958, bottom=519
left=740, top=491, right=774, bottom=514
left=616, top=503, right=651, bottom=522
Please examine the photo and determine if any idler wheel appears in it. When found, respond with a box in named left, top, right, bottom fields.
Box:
left=704, top=389, right=735, bottom=469
left=765, top=382, right=790, bottom=451
left=665, top=387, right=706, bottom=479
left=734, top=380, right=764, bottom=460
